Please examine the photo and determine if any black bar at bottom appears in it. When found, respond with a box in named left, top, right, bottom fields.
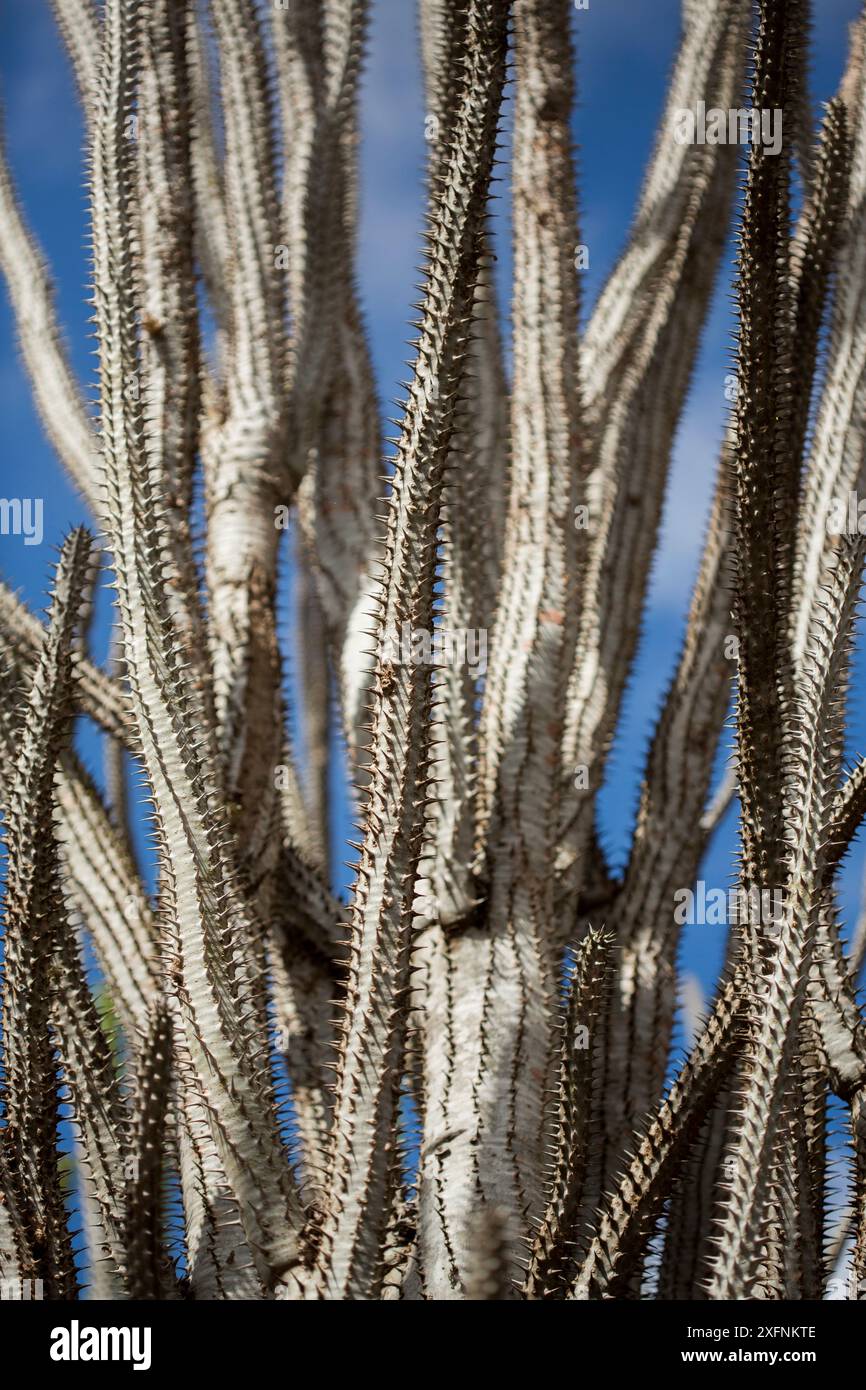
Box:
left=0, top=1295, right=857, bottom=1379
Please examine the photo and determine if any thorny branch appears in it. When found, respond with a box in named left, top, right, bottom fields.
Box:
left=1, top=0, right=866, bottom=1301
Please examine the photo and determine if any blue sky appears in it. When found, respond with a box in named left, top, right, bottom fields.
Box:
left=1, top=0, right=865, bottom=1021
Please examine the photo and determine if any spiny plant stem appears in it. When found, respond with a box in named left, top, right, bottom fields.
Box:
left=2, top=0, right=866, bottom=1303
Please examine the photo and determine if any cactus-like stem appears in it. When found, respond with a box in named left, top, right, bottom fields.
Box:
left=572, top=969, right=745, bottom=1298
left=0, top=579, right=128, bottom=742
left=556, top=0, right=748, bottom=913
left=312, top=0, right=510, bottom=1298
left=524, top=930, right=612, bottom=1298
left=186, top=5, right=231, bottom=350
left=125, top=1002, right=176, bottom=1299
left=203, top=0, right=288, bottom=885
left=49, top=0, right=101, bottom=119
left=3, top=0, right=866, bottom=1308
left=708, top=527, right=865, bottom=1295
left=419, top=0, right=583, bottom=1298
left=590, top=463, right=733, bottom=1216
left=137, top=0, right=211, bottom=678
left=850, top=1086, right=866, bottom=1297
left=275, top=0, right=382, bottom=765
left=795, top=13, right=866, bottom=665
left=90, top=0, right=302, bottom=1296
left=0, top=529, right=96, bottom=1298
left=0, top=118, right=100, bottom=511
